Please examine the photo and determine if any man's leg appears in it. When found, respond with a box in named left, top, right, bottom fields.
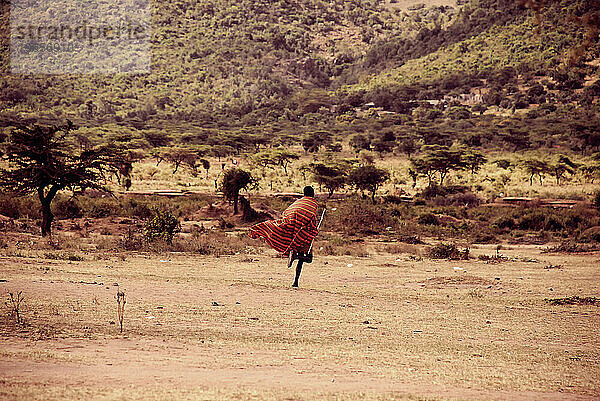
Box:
left=292, top=259, right=304, bottom=287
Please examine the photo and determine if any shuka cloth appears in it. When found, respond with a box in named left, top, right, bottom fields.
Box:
left=249, top=196, right=319, bottom=255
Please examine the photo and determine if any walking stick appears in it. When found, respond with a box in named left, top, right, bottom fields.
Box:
left=307, top=207, right=326, bottom=255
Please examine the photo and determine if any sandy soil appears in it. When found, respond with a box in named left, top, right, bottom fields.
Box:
left=0, top=242, right=599, bottom=400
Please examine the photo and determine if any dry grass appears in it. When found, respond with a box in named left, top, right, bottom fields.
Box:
left=0, top=240, right=599, bottom=400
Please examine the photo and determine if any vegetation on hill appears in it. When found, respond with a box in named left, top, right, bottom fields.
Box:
left=1, top=0, right=597, bottom=129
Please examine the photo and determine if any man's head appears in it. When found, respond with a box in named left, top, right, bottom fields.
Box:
left=303, top=186, right=315, bottom=197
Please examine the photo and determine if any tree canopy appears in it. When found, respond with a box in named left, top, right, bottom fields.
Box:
left=347, top=165, right=390, bottom=203
left=0, top=121, right=125, bottom=236
left=219, top=168, right=256, bottom=215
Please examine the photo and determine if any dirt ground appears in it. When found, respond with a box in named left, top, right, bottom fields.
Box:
left=0, top=239, right=599, bottom=400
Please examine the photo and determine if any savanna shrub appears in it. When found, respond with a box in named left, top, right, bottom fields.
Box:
left=419, top=185, right=447, bottom=199
left=450, top=192, right=482, bottom=207
left=122, top=198, right=153, bottom=219
left=144, top=208, right=181, bottom=243
left=433, top=192, right=482, bottom=207
left=53, top=197, right=83, bottom=219
left=579, top=226, right=600, bottom=243
left=492, top=216, right=516, bottom=230
left=324, top=198, right=395, bottom=235
left=417, top=212, right=439, bottom=226
left=427, top=242, right=469, bottom=260
left=383, top=195, right=407, bottom=204
left=517, top=211, right=548, bottom=230
left=78, top=196, right=121, bottom=218
left=544, top=215, right=565, bottom=231
left=0, top=193, right=38, bottom=219
left=594, top=190, right=600, bottom=210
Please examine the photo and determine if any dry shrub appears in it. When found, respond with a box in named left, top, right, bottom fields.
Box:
left=542, top=240, right=600, bottom=253
left=379, top=243, right=421, bottom=256
left=318, top=242, right=368, bottom=257
left=433, top=192, right=482, bottom=207
left=0, top=193, right=38, bottom=219
left=579, top=226, right=600, bottom=243
left=417, top=212, right=439, bottom=226
left=546, top=296, right=600, bottom=306
left=173, top=231, right=253, bottom=256
left=324, top=198, right=395, bottom=235
left=427, top=242, right=470, bottom=260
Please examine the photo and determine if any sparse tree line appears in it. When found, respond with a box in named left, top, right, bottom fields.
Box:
left=1, top=120, right=599, bottom=237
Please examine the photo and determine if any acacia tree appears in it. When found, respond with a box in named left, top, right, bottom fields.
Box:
left=580, top=163, right=600, bottom=183
left=302, top=131, right=332, bottom=153
left=349, top=133, right=370, bottom=154
left=411, top=145, right=467, bottom=186
left=397, top=135, right=418, bottom=158
left=550, top=154, right=578, bottom=185
left=199, top=158, right=210, bottom=178
left=251, top=149, right=299, bottom=175
left=0, top=121, right=124, bottom=237
left=520, top=158, right=551, bottom=186
left=347, top=165, right=390, bottom=203
left=462, top=150, right=487, bottom=175
left=219, top=168, right=256, bottom=215
left=310, top=162, right=348, bottom=198
left=164, top=146, right=201, bottom=175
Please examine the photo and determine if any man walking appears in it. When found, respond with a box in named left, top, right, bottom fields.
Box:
left=249, top=186, right=319, bottom=287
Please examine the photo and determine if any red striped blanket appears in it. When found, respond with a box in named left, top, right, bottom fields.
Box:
left=248, top=196, right=319, bottom=255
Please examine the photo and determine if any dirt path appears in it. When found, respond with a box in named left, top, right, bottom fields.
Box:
left=1, top=245, right=599, bottom=400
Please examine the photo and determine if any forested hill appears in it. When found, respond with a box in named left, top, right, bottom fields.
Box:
left=0, top=0, right=598, bottom=135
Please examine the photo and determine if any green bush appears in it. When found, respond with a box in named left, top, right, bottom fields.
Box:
left=143, top=208, right=181, bottom=244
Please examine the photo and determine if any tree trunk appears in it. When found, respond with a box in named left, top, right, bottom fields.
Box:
left=38, top=186, right=59, bottom=237
left=233, top=192, right=239, bottom=215
left=41, top=201, right=53, bottom=237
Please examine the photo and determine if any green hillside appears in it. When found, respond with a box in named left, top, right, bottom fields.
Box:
left=342, top=0, right=599, bottom=100
left=0, top=0, right=598, bottom=153
left=0, top=0, right=537, bottom=125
